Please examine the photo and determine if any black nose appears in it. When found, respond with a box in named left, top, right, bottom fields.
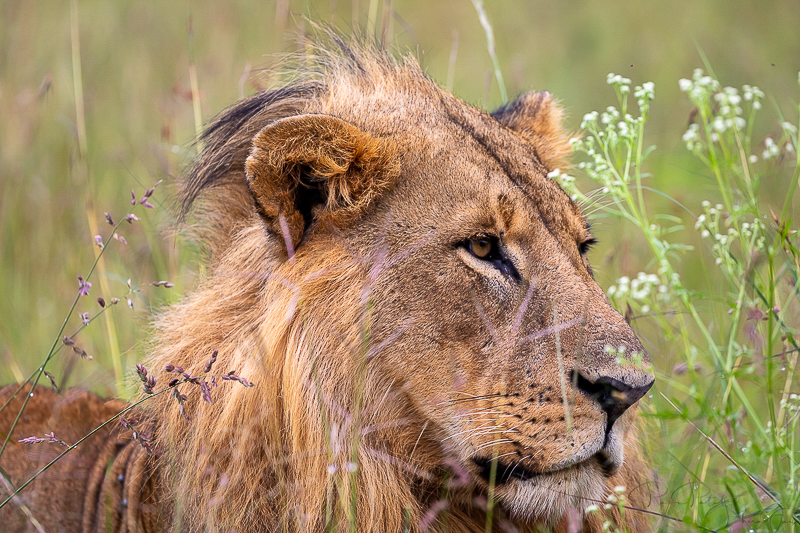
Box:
left=573, top=371, right=654, bottom=425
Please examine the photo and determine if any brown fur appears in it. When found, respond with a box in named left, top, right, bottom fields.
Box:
left=1, top=40, right=656, bottom=532
left=0, top=385, right=159, bottom=532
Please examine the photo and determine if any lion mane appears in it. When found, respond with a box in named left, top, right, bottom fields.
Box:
left=1, top=39, right=656, bottom=532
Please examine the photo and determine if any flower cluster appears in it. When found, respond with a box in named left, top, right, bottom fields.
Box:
left=585, top=485, right=629, bottom=532
left=128, top=352, right=253, bottom=429
left=762, top=136, right=780, bottom=160
left=679, top=68, right=721, bottom=106
left=19, top=432, right=68, bottom=447
left=761, top=123, right=798, bottom=161
left=77, top=275, right=92, bottom=297
left=780, top=394, right=800, bottom=413
left=546, top=168, right=581, bottom=202
left=131, top=179, right=161, bottom=209
left=120, top=417, right=154, bottom=454
left=569, top=73, right=655, bottom=205
left=62, top=335, right=90, bottom=359
left=678, top=69, right=765, bottom=153
left=634, top=82, right=655, bottom=112
left=606, top=272, right=667, bottom=313
left=694, top=200, right=764, bottom=277
left=136, top=363, right=156, bottom=394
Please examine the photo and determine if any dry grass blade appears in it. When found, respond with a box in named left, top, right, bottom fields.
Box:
left=469, top=0, right=507, bottom=103
left=0, top=467, right=44, bottom=533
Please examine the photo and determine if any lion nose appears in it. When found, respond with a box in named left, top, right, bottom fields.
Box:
left=573, top=371, right=654, bottom=425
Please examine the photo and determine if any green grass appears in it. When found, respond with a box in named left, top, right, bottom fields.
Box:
left=1, top=0, right=800, bottom=530
left=557, top=69, right=800, bottom=531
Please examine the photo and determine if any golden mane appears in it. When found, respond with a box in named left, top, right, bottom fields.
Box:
left=147, top=43, right=455, bottom=531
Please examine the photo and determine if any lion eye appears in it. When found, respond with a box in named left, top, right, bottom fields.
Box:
left=460, top=235, right=519, bottom=279
left=468, top=237, right=494, bottom=259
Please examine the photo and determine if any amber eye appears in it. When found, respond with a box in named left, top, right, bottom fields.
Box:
left=468, top=237, right=494, bottom=259
left=460, top=235, right=519, bottom=279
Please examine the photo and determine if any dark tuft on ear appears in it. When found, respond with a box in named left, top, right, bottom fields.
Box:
left=491, top=91, right=573, bottom=171
left=245, top=114, right=399, bottom=253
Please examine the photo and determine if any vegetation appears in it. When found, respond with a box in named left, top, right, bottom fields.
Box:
left=1, top=0, right=799, bottom=530
left=558, top=68, right=800, bottom=531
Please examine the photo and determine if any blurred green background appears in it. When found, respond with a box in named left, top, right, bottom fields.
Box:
left=2, top=1, right=800, bottom=529
left=1, top=0, right=799, bottom=465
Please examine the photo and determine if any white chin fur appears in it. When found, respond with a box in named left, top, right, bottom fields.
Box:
left=498, top=463, right=606, bottom=522
left=489, top=418, right=632, bottom=521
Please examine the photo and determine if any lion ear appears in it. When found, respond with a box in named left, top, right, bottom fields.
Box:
left=491, top=91, right=572, bottom=171
left=245, top=114, right=398, bottom=253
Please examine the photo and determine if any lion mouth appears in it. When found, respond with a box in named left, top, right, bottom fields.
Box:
left=473, top=449, right=617, bottom=485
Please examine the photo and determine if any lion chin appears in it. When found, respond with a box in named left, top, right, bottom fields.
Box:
left=0, top=37, right=657, bottom=533
left=500, top=464, right=607, bottom=522
left=475, top=421, right=628, bottom=523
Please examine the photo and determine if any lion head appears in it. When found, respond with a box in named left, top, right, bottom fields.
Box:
left=145, top=41, right=655, bottom=532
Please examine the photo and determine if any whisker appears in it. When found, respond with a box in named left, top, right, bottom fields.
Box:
left=473, top=439, right=514, bottom=453
left=442, top=422, right=497, bottom=442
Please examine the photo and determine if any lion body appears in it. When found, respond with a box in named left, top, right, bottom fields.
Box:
left=1, top=41, right=655, bottom=532
left=0, top=385, right=158, bottom=532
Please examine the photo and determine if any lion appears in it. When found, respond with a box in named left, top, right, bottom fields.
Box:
left=1, top=40, right=656, bottom=532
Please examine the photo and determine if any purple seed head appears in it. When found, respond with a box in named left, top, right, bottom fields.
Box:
left=203, top=350, right=218, bottom=373
left=201, top=380, right=212, bottom=404
left=43, top=371, right=59, bottom=392
left=142, top=375, right=156, bottom=395
left=77, top=276, right=92, bottom=296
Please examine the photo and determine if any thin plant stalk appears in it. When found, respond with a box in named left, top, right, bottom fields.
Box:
left=2, top=381, right=174, bottom=510
left=188, top=15, right=204, bottom=152
left=0, top=207, right=143, bottom=464
left=70, top=0, right=124, bottom=395
left=470, top=0, right=507, bottom=103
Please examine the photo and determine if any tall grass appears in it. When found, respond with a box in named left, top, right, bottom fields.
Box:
left=1, top=0, right=800, bottom=531
left=555, top=69, right=800, bottom=531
